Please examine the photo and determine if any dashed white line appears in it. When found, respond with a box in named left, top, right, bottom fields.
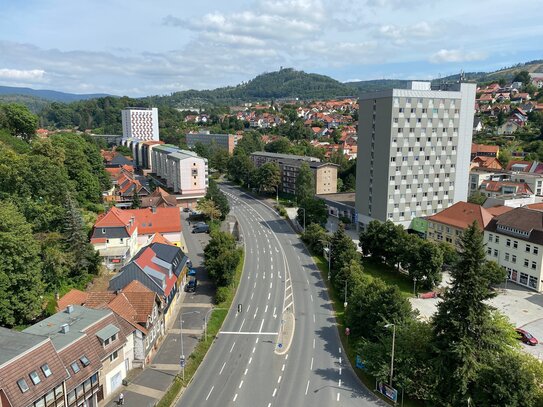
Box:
left=281, top=364, right=285, bottom=371
left=219, top=362, right=226, bottom=375
left=230, top=342, right=236, bottom=352
left=233, top=393, right=238, bottom=402
left=277, top=375, right=282, bottom=383
left=246, top=304, right=251, bottom=312
left=249, top=357, right=253, bottom=364
left=244, top=368, right=248, bottom=375
left=337, top=393, right=340, bottom=401
left=251, top=292, right=254, bottom=300
left=310, top=294, right=313, bottom=302
left=268, top=292, right=271, bottom=300
left=265, top=305, right=268, bottom=313
left=270, top=282, right=273, bottom=289
left=338, top=379, right=342, bottom=387
left=313, top=315, right=316, bottom=323
left=339, top=367, right=342, bottom=375
left=339, top=347, right=342, bottom=354
left=240, top=319, right=245, bottom=330
left=305, top=380, right=310, bottom=395
left=310, top=357, right=314, bottom=370
left=252, top=346, right=256, bottom=353
left=272, top=388, right=277, bottom=397
left=239, top=380, right=244, bottom=389
left=253, top=307, right=258, bottom=319
left=206, top=386, right=214, bottom=401
left=285, top=354, right=289, bottom=360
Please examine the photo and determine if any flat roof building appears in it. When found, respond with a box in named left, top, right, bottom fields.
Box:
left=122, top=108, right=159, bottom=141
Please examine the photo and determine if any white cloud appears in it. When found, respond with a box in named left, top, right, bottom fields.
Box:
left=0, top=68, right=45, bottom=80
left=430, top=49, right=487, bottom=63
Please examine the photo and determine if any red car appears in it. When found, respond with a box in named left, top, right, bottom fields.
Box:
left=516, top=328, right=538, bottom=346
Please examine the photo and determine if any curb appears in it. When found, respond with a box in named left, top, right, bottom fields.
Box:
left=274, top=311, right=295, bottom=355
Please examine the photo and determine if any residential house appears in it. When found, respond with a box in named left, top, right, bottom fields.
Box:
left=141, top=187, right=178, bottom=208
left=108, top=242, right=188, bottom=325
left=57, top=281, right=164, bottom=368
left=23, top=305, right=133, bottom=404
left=485, top=207, right=543, bottom=291
left=473, top=117, right=484, bottom=133
left=470, top=156, right=503, bottom=170
left=123, top=207, right=184, bottom=249
left=471, top=143, right=499, bottom=160
left=0, top=328, right=68, bottom=407
left=427, top=201, right=511, bottom=249
left=104, top=165, right=151, bottom=208
left=497, top=120, right=522, bottom=135
left=91, top=207, right=138, bottom=269
left=479, top=179, right=533, bottom=198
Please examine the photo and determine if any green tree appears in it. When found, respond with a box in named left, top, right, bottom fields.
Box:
left=228, top=153, right=255, bottom=186
left=206, top=179, right=230, bottom=220
left=131, top=188, right=142, bottom=209
left=295, top=162, right=315, bottom=204
left=257, top=162, right=281, bottom=193
left=467, top=191, right=486, bottom=205
left=264, top=137, right=291, bottom=154
left=0, top=201, right=44, bottom=326
left=301, top=223, right=329, bottom=254
left=204, top=230, right=242, bottom=287
left=330, top=224, right=359, bottom=283
left=431, top=223, right=517, bottom=406
left=0, top=103, right=38, bottom=141
left=403, top=235, right=443, bottom=290
left=197, top=198, right=221, bottom=220
left=298, top=197, right=327, bottom=227
left=359, top=220, right=408, bottom=267
left=513, top=70, right=531, bottom=86
left=234, top=132, right=263, bottom=156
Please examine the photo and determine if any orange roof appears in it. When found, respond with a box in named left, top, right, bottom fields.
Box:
left=56, top=289, right=88, bottom=311
left=149, top=232, right=173, bottom=245
left=124, top=207, right=182, bottom=235
left=525, top=203, right=543, bottom=211
left=428, top=201, right=494, bottom=230
left=95, top=206, right=134, bottom=228
left=472, top=143, right=499, bottom=155
left=83, top=292, right=116, bottom=308
left=486, top=206, right=514, bottom=216
left=471, top=156, right=503, bottom=170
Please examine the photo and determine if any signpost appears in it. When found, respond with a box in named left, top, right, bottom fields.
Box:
left=355, top=355, right=364, bottom=369
left=378, top=382, right=398, bottom=403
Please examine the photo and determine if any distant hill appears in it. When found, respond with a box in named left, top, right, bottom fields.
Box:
left=344, top=79, right=413, bottom=93
left=0, top=85, right=111, bottom=103
left=145, top=68, right=356, bottom=107
left=0, top=94, right=51, bottom=113
left=433, top=60, right=543, bottom=84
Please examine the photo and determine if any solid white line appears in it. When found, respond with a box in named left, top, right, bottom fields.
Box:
left=272, top=388, right=277, bottom=397
left=239, top=380, right=244, bottom=389
left=278, top=375, right=282, bottom=383
left=284, top=301, right=293, bottom=311
left=244, top=368, right=248, bottom=375
left=219, top=362, right=226, bottom=375
left=259, top=318, right=265, bottom=333
left=285, top=292, right=293, bottom=301
left=220, top=331, right=278, bottom=335
left=206, top=386, right=214, bottom=401
left=230, top=342, right=236, bottom=352
left=265, top=305, right=268, bottom=313
left=233, top=393, right=238, bottom=402
left=310, top=357, right=313, bottom=370
left=305, top=380, right=310, bottom=395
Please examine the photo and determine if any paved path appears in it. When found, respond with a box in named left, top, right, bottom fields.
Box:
left=105, top=215, right=213, bottom=407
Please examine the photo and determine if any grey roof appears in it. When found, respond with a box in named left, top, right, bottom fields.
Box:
left=91, top=226, right=130, bottom=240
left=108, top=154, right=133, bottom=167
left=95, top=324, right=120, bottom=342
left=0, top=327, right=48, bottom=366
left=151, top=242, right=183, bottom=263
left=485, top=207, right=543, bottom=245
left=251, top=151, right=320, bottom=162
left=315, top=192, right=355, bottom=208
left=23, top=306, right=111, bottom=351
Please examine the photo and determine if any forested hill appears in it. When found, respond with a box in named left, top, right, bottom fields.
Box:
left=0, top=85, right=111, bottom=103
left=145, top=68, right=356, bottom=107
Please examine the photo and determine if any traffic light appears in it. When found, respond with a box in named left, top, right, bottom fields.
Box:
left=237, top=303, right=242, bottom=313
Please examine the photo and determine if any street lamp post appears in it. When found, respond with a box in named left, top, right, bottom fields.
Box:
left=180, top=311, right=200, bottom=381
left=344, top=279, right=348, bottom=309
left=384, top=323, right=396, bottom=386
left=413, top=277, right=417, bottom=297
left=275, top=185, right=279, bottom=203
left=320, top=240, right=332, bottom=280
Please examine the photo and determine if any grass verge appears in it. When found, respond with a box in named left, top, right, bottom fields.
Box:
left=156, top=250, right=245, bottom=407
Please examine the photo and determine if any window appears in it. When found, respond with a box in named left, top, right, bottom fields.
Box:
left=41, top=364, right=52, bottom=378
left=71, top=362, right=80, bottom=374
left=506, top=239, right=511, bottom=247
left=513, top=241, right=518, bottom=249
left=505, top=253, right=510, bottom=261
left=495, top=236, right=500, bottom=244
left=534, top=247, right=539, bottom=255
left=512, top=255, right=517, bottom=263
left=520, top=272, right=528, bottom=285
left=488, top=234, right=493, bottom=242
left=80, top=356, right=90, bottom=367
left=529, top=275, right=538, bottom=289
left=525, top=259, right=529, bottom=267
left=422, top=108, right=427, bottom=113
left=18, top=378, right=29, bottom=393
left=29, top=371, right=41, bottom=385
left=487, top=247, right=492, bottom=255
left=398, top=128, right=403, bottom=134
left=399, top=108, right=404, bottom=113
left=109, top=350, right=119, bottom=362
left=494, top=249, right=498, bottom=257
left=532, top=261, right=537, bottom=270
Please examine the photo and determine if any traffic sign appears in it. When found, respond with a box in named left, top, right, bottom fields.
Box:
left=278, top=343, right=283, bottom=348
left=345, top=327, right=350, bottom=336
left=180, top=356, right=185, bottom=367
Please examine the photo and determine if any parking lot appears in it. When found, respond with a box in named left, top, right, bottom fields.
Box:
left=411, top=281, right=543, bottom=359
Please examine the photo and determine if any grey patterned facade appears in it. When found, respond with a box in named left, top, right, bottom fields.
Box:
left=356, top=81, right=476, bottom=229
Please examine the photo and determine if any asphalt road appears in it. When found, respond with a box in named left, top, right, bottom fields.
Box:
left=178, top=184, right=385, bottom=407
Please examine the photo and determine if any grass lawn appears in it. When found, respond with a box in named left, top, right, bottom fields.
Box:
left=361, top=259, right=418, bottom=299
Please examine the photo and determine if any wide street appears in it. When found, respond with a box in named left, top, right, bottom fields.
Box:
left=178, top=184, right=383, bottom=407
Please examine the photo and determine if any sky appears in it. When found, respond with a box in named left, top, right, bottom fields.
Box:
left=0, top=0, right=542, bottom=97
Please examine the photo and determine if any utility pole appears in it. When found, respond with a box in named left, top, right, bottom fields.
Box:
left=385, top=323, right=396, bottom=386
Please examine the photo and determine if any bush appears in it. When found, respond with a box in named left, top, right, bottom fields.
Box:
left=276, top=204, right=287, bottom=218
left=215, top=286, right=230, bottom=304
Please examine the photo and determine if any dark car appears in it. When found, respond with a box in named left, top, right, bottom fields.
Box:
left=183, top=207, right=191, bottom=212
left=192, top=224, right=210, bottom=234
left=516, top=328, right=538, bottom=346
left=192, top=222, right=206, bottom=229
left=185, top=279, right=197, bottom=292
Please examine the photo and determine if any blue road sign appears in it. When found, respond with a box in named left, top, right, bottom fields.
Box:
left=278, top=343, right=283, bottom=348
left=355, top=355, right=364, bottom=369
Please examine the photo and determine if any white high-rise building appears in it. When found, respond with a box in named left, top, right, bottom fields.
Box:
left=122, top=107, right=159, bottom=141
left=355, top=81, right=477, bottom=229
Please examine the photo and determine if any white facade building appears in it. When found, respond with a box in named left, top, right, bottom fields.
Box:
left=122, top=108, right=160, bottom=141
left=355, top=81, right=477, bottom=229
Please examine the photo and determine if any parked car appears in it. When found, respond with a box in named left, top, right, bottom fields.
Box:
left=185, top=279, right=197, bottom=292
left=192, top=224, right=210, bottom=234
left=516, top=328, right=538, bottom=346
left=183, top=207, right=191, bottom=212
left=192, top=222, right=206, bottom=229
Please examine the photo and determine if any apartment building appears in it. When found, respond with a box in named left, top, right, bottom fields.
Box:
left=186, top=132, right=238, bottom=154
left=250, top=151, right=338, bottom=195
left=151, top=145, right=208, bottom=205
left=121, top=108, right=159, bottom=141
left=485, top=207, right=543, bottom=292
left=355, top=81, right=477, bottom=229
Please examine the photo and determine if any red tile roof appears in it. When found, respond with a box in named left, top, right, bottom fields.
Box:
left=133, top=246, right=177, bottom=297
left=428, top=201, right=495, bottom=230
left=485, top=205, right=514, bottom=216
left=124, top=207, right=181, bottom=235
left=471, top=143, right=499, bottom=155
left=56, top=289, right=89, bottom=311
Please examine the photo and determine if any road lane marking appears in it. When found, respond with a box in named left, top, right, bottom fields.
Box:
left=206, top=386, right=214, bottom=401
left=305, top=380, right=310, bottom=395
left=268, top=293, right=271, bottom=300
left=339, top=357, right=342, bottom=364
left=337, top=393, right=340, bottom=401
left=239, top=380, right=244, bottom=389
left=253, top=307, right=258, bottom=319
left=313, top=339, right=315, bottom=349
left=265, top=305, right=268, bottom=313
left=233, top=393, right=238, bottom=402
left=339, top=379, right=342, bottom=387
left=273, top=307, right=277, bottom=318
left=281, top=364, right=285, bottom=371
left=251, top=292, right=254, bottom=300
left=270, top=282, right=273, bottom=289
left=254, top=282, right=257, bottom=288
left=285, top=354, right=288, bottom=360
left=339, top=347, right=342, bottom=354
left=310, top=357, right=313, bottom=370
left=230, top=342, right=236, bottom=352
left=252, top=346, right=256, bottom=353
left=313, top=315, right=316, bottom=323
left=240, top=319, right=245, bottom=330
left=246, top=304, right=251, bottom=312
left=278, top=375, right=282, bottom=383
left=219, top=331, right=278, bottom=335
left=249, top=357, right=252, bottom=364
left=259, top=319, right=265, bottom=333
left=339, top=367, right=342, bottom=375
left=272, top=388, right=277, bottom=397
left=219, top=362, right=226, bottom=375
left=256, top=337, right=259, bottom=343
left=310, top=294, right=313, bottom=302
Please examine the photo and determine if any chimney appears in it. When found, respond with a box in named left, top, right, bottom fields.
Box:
left=151, top=206, right=157, bottom=214
left=61, top=324, right=70, bottom=334
left=66, top=305, right=74, bottom=314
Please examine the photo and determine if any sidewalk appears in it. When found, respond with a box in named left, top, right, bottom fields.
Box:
left=105, top=214, right=214, bottom=407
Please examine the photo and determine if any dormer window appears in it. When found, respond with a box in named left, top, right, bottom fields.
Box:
left=29, top=371, right=41, bottom=385
left=17, top=378, right=29, bottom=393
left=104, top=333, right=118, bottom=347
